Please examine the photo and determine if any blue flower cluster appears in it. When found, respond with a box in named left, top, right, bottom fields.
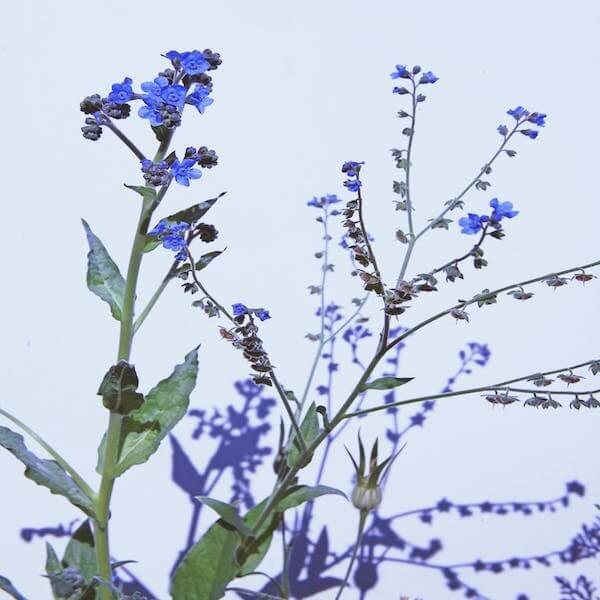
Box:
left=342, top=161, right=364, bottom=192
left=232, top=303, right=271, bottom=321
left=458, top=198, right=519, bottom=234
left=80, top=49, right=220, bottom=140
left=498, top=106, right=547, bottom=139
left=148, top=220, right=189, bottom=261
left=390, top=63, right=438, bottom=95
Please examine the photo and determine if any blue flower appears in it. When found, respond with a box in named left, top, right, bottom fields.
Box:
left=520, top=129, right=538, bottom=139
left=232, top=303, right=249, bottom=317
left=256, top=309, right=271, bottom=321
left=166, top=50, right=211, bottom=75
left=419, top=71, right=439, bottom=84
left=186, top=85, right=214, bottom=113
left=507, top=106, right=529, bottom=120
left=344, top=179, right=361, bottom=192
left=390, top=64, right=410, bottom=79
left=489, top=198, right=519, bottom=221
left=148, top=220, right=189, bottom=256
left=528, top=112, right=547, bottom=127
left=108, top=77, right=134, bottom=104
left=458, top=213, right=488, bottom=234
left=138, top=103, right=163, bottom=126
left=497, top=124, right=508, bottom=136
left=141, top=76, right=186, bottom=108
left=341, top=161, right=364, bottom=176
left=170, top=158, right=202, bottom=186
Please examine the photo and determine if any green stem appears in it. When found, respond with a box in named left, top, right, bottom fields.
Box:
left=132, top=271, right=172, bottom=334
left=94, top=197, right=154, bottom=596
left=0, top=407, right=96, bottom=501
left=334, top=510, right=367, bottom=600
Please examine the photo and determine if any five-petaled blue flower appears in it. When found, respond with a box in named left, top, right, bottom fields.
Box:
left=186, top=85, right=214, bottom=113
left=489, top=198, right=519, bottom=222
left=497, top=124, right=508, bottom=136
left=341, top=161, right=364, bottom=177
left=141, top=76, right=186, bottom=108
left=108, top=77, right=134, bottom=104
left=507, top=106, right=529, bottom=120
left=458, top=213, right=488, bottom=235
left=170, top=158, right=202, bottom=186
left=390, top=64, right=410, bottom=79
left=419, top=71, right=439, bottom=84
left=256, top=309, right=271, bottom=321
left=232, top=303, right=249, bottom=317
left=138, top=103, right=163, bottom=126
left=148, top=220, right=189, bottom=260
left=344, top=179, right=361, bottom=192
left=166, top=50, right=210, bottom=75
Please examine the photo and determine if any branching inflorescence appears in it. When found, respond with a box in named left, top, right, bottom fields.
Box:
left=0, top=49, right=598, bottom=600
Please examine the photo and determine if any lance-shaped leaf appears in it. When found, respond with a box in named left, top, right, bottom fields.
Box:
left=167, top=192, right=225, bottom=225
left=287, top=403, right=320, bottom=468
left=172, top=250, right=224, bottom=281
left=98, top=349, right=199, bottom=477
left=124, top=185, right=158, bottom=204
left=359, top=376, right=413, bottom=392
left=97, top=361, right=144, bottom=415
left=172, top=484, right=346, bottom=597
left=0, top=426, right=95, bottom=517
left=63, top=520, right=97, bottom=582
left=45, top=542, right=61, bottom=575
left=0, top=575, right=28, bottom=600
left=82, top=219, right=126, bottom=321
left=196, top=497, right=254, bottom=538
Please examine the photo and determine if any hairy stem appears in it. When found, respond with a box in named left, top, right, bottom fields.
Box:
left=94, top=196, right=154, bottom=595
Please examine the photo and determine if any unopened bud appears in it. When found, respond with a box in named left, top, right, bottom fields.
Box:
left=351, top=484, right=382, bottom=512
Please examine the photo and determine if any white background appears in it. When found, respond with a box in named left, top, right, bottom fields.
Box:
left=1, top=1, right=599, bottom=598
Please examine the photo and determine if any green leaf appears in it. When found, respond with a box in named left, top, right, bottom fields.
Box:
left=287, top=403, right=320, bottom=468
left=124, top=185, right=158, bottom=203
left=275, top=484, right=347, bottom=511
left=166, top=193, right=225, bottom=225
left=97, top=361, right=144, bottom=415
left=45, top=542, right=61, bottom=574
left=359, top=376, right=413, bottom=392
left=195, top=250, right=223, bottom=272
left=0, top=425, right=95, bottom=517
left=170, top=517, right=241, bottom=600
left=82, top=219, right=126, bottom=321
left=63, top=520, right=97, bottom=583
left=143, top=236, right=162, bottom=253
left=0, top=575, right=28, bottom=600
left=196, top=497, right=254, bottom=538
left=98, top=349, right=199, bottom=477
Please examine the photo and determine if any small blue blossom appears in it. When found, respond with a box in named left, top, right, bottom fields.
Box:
left=489, top=198, right=518, bottom=222
left=256, top=309, right=271, bottom=321
left=528, top=112, right=547, bottom=127
left=232, top=303, right=249, bottom=317
left=108, top=77, right=134, bottom=104
left=390, top=64, right=411, bottom=79
left=141, top=76, right=186, bottom=108
left=166, top=50, right=211, bottom=75
left=419, top=71, right=439, bottom=84
left=507, top=106, right=529, bottom=120
left=170, top=158, right=202, bottom=186
left=186, top=85, right=214, bottom=113
left=148, top=220, right=189, bottom=257
left=344, top=179, right=362, bottom=192
left=458, top=213, right=488, bottom=235
left=341, top=161, right=364, bottom=177
left=497, top=124, right=508, bottom=136
left=520, top=129, right=539, bottom=139
left=138, top=103, right=163, bottom=126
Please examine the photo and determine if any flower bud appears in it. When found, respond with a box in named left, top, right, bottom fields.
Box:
left=351, top=483, right=382, bottom=512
